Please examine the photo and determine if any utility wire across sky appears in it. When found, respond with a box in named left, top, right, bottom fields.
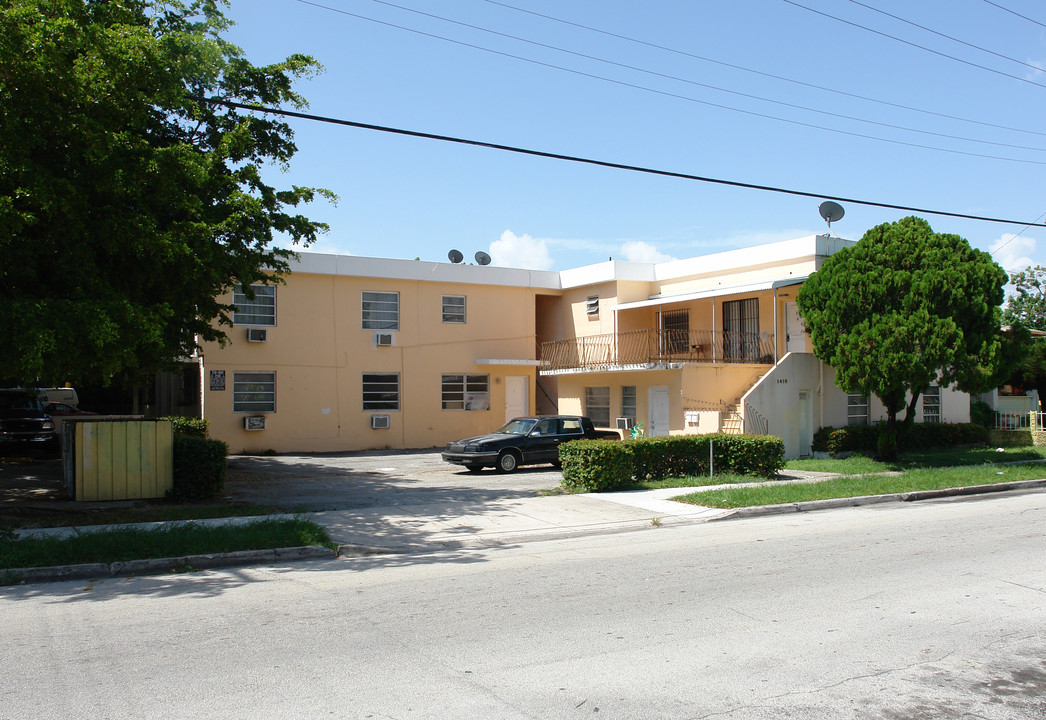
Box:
left=194, top=96, right=1046, bottom=230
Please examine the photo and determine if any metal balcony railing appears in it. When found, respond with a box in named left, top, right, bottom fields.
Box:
left=539, top=329, right=774, bottom=371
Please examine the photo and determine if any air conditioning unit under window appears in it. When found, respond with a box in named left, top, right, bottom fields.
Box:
left=616, top=417, right=636, bottom=430
left=374, top=332, right=393, bottom=347
left=244, top=416, right=267, bottom=431
left=246, top=328, right=268, bottom=343
left=371, top=414, right=390, bottom=429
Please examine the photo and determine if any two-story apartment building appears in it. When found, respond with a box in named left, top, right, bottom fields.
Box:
left=200, top=234, right=970, bottom=458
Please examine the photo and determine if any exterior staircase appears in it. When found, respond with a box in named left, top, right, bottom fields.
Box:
left=720, top=403, right=744, bottom=434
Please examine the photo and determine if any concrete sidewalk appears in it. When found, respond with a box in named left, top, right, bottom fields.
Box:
left=7, top=472, right=1046, bottom=585
left=313, top=488, right=734, bottom=553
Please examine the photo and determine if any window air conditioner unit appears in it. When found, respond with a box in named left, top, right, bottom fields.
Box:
left=375, top=332, right=393, bottom=347
left=616, top=417, right=636, bottom=430
left=244, top=416, right=267, bottom=431
left=246, top=328, right=268, bottom=343
left=371, top=414, right=390, bottom=429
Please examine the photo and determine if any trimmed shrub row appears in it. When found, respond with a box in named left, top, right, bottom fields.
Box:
left=170, top=434, right=229, bottom=501
left=812, top=422, right=988, bottom=455
left=161, top=416, right=209, bottom=438
left=559, top=434, right=785, bottom=493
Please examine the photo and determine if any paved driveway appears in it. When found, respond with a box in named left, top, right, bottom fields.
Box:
left=224, top=450, right=565, bottom=511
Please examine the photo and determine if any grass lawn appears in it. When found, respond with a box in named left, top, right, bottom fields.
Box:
left=673, top=462, right=1046, bottom=509
left=784, top=446, right=1046, bottom=474
left=0, top=500, right=279, bottom=532
left=0, top=516, right=335, bottom=575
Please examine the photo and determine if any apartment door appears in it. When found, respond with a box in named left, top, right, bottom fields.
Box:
left=505, top=376, right=529, bottom=422
left=723, top=298, right=759, bottom=361
left=785, top=302, right=805, bottom=354
left=648, top=386, right=670, bottom=436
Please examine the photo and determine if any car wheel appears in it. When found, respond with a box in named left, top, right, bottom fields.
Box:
left=496, top=450, right=520, bottom=473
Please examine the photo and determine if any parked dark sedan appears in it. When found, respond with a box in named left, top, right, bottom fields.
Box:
left=0, top=389, right=56, bottom=450
left=442, top=416, right=619, bottom=473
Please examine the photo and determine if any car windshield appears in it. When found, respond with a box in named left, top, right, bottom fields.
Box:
left=495, top=419, right=537, bottom=435
left=0, top=393, right=37, bottom=411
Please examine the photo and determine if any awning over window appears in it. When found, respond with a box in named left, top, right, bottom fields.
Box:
left=612, top=276, right=808, bottom=312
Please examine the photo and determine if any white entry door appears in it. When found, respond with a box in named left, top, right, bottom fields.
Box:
left=785, top=302, right=806, bottom=354
left=505, top=376, right=529, bottom=422
left=648, top=386, right=670, bottom=437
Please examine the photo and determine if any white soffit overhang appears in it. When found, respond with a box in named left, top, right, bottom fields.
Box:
left=613, top=276, right=808, bottom=312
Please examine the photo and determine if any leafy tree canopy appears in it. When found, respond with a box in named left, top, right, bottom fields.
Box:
left=797, top=216, right=1021, bottom=455
left=1003, top=265, right=1046, bottom=330
left=0, top=0, right=334, bottom=386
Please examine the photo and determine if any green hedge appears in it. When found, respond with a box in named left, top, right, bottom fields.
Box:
left=812, top=423, right=988, bottom=454
left=560, top=434, right=785, bottom=493
left=560, top=440, right=633, bottom=492
left=160, top=416, right=209, bottom=438
left=170, top=435, right=228, bottom=501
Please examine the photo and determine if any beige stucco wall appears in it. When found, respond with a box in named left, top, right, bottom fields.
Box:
left=819, top=366, right=971, bottom=429
left=202, top=268, right=549, bottom=453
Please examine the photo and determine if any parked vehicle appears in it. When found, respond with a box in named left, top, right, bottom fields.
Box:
left=0, top=389, right=56, bottom=450
left=44, top=401, right=97, bottom=435
left=442, top=416, right=619, bottom=473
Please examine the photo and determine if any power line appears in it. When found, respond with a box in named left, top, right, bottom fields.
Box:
left=355, top=0, right=1046, bottom=155
left=782, top=0, right=1046, bottom=90
left=845, top=0, right=1044, bottom=74
left=980, top=0, right=1046, bottom=31
left=483, top=0, right=1046, bottom=140
left=192, top=95, right=1046, bottom=229
left=294, top=0, right=1046, bottom=164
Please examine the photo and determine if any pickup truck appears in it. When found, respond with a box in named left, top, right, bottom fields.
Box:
left=441, top=415, right=619, bottom=473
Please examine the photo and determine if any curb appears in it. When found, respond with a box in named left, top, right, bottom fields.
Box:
left=4, top=480, right=1045, bottom=585
left=1, top=545, right=336, bottom=586
left=711, top=479, right=1046, bottom=521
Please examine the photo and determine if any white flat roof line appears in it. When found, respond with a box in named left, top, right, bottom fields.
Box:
left=613, top=276, right=808, bottom=311
left=475, top=359, right=542, bottom=366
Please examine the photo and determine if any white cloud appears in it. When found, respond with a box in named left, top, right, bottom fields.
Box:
left=489, top=230, right=554, bottom=270
left=620, top=240, right=675, bottom=264
left=990, top=233, right=1037, bottom=275
left=1025, top=58, right=1045, bottom=81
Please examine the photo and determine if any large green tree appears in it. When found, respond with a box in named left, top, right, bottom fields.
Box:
left=1003, top=265, right=1046, bottom=330
left=797, top=216, right=1019, bottom=458
left=1001, top=266, right=1046, bottom=399
left=0, top=0, right=333, bottom=386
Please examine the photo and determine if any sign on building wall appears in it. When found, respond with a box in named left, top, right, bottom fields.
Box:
left=209, top=370, right=226, bottom=391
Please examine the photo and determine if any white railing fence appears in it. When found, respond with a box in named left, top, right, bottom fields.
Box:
left=993, top=411, right=1046, bottom=431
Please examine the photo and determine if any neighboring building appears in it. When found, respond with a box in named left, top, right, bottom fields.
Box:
left=199, top=234, right=971, bottom=458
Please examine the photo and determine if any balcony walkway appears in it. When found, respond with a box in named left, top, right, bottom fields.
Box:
left=540, top=328, right=774, bottom=373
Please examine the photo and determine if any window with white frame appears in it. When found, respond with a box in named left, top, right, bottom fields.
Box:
left=621, top=386, right=637, bottom=420
left=585, top=386, right=611, bottom=427
left=847, top=393, right=869, bottom=426
left=923, top=385, right=941, bottom=423
left=442, top=295, right=466, bottom=324
left=362, top=373, right=400, bottom=410
left=233, top=372, right=275, bottom=413
left=441, top=374, right=489, bottom=410
left=362, top=291, right=399, bottom=330
left=233, top=285, right=275, bottom=326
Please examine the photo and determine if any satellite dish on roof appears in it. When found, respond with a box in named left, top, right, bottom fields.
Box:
left=475, top=251, right=491, bottom=266
left=448, top=249, right=464, bottom=264
left=818, top=201, right=845, bottom=231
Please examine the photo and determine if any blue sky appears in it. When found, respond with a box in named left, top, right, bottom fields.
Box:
left=222, top=0, right=1046, bottom=274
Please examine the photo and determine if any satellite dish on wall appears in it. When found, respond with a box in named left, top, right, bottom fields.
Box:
left=818, top=201, right=845, bottom=231
left=448, top=249, right=464, bottom=264
left=475, top=251, right=491, bottom=266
